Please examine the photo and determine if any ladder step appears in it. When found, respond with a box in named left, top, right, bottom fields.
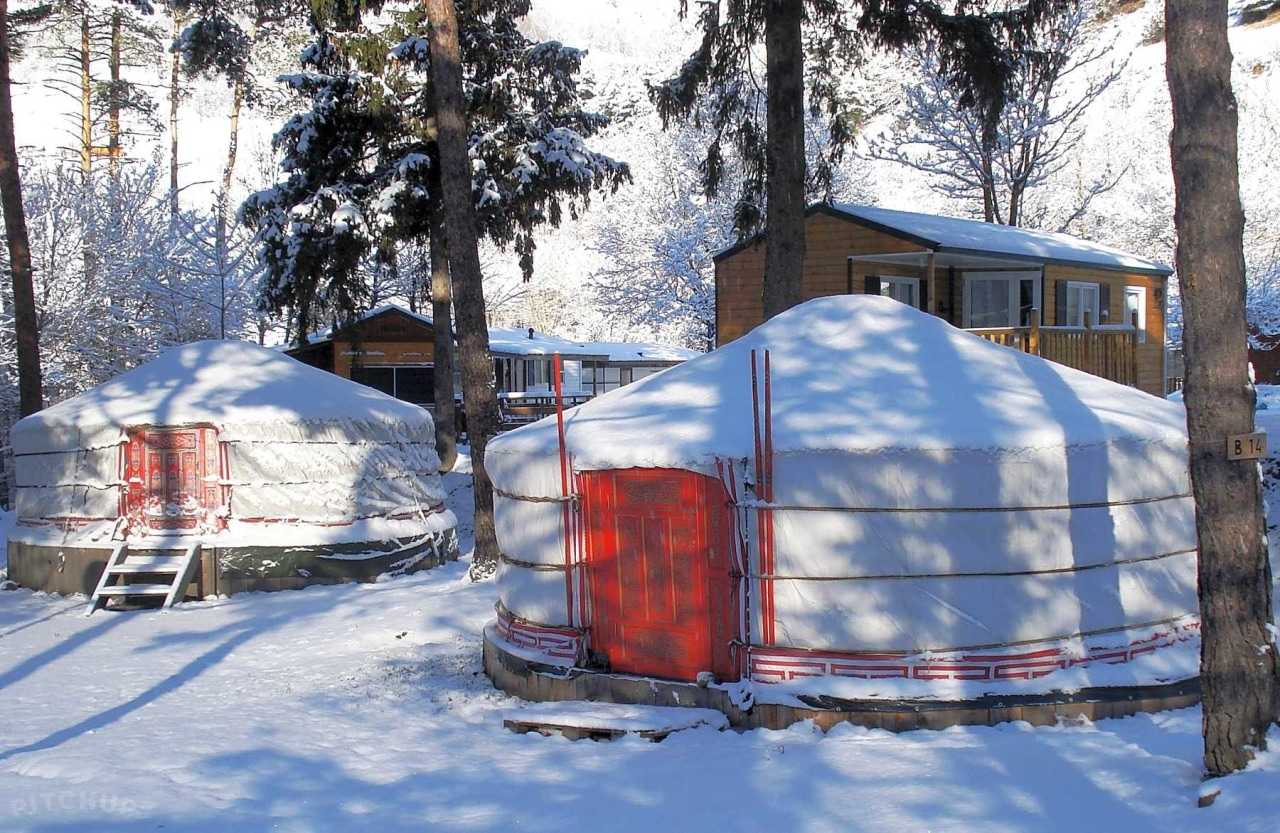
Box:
left=108, top=557, right=187, bottom=574
left=97, top=584, right=174, bottom=597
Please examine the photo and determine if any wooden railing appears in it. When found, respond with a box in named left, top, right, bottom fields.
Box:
left=968, top=309, right=1141, bottom=388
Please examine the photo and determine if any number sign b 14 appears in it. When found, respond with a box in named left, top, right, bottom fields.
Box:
left=1227, top=432, right=1268, bottom=461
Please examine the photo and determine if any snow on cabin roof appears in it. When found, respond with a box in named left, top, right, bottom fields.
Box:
left=299, top=303, right=698, bottom=365
left=579, top=340, right=700, bottom=364
left=487, top=326, right=608, bottom=359
left=831, top=204, right=1172, bottom=274
left=487, top=327, right=699, bottom=364
left=302, top=303, right=435, bottom=345
left=715, top=203, right=1173, bottom=276
left=487, top=295, right=1188, bottom=486
left=13, top=340, right=432, bottom=452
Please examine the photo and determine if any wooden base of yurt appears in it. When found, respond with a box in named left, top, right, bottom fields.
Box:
left=6, top=528, right=459, bottom=598
left=484, top=629, right=1200, bottom=733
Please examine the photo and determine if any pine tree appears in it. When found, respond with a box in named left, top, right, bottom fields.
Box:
left=243, top=1, right=627, bottom=572
left=172, top=0, right=307, bottom=320
left=1165, top=0, right=1279, bottom=779
left=650, top=0, right=1077, bottom=320
left=423, top=0, right=500, bottom=576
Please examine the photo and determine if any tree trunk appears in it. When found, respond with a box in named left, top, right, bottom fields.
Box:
left=79, top=9, right=91, bottom=176
left=107, top=10, right=121, bottom=175
left=1165, top=0, right=1279, bottom=778
left=0, top=0, right=43, bottom=416
left=79, top=8, right=96, bottom=286
left=430, top=204, right=458, bottom=473
left=761, top=0, right=805, bottom=319
left=425, top=0, right=502, bottom=577
left=169, top=10, right=181, bottom=215
left=215, top=75, right=244, bottom=289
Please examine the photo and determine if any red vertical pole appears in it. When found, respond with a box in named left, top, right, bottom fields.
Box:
left=750, top=350, right=772, bottom=647
left=762, top=349, right=775, bottom=646
left=553, top=352, right=574, bottom=630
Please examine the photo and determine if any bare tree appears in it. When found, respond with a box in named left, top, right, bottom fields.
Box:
left=0, top=0, right=43, bottom=416
left=1166, top=0, right=1279, bottom=779
left=424, top=0, right=502, bottom=577
left=873, top=3, right=1124, bottom=229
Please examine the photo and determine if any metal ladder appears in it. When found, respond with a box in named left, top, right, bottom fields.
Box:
left=85, top=541, right=203, bottom=616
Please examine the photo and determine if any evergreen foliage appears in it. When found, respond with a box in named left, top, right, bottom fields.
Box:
left=242, top=0, right=629, bottom=342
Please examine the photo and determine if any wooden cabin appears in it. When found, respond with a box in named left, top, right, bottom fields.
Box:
left=287, top=305, right=442, bottom=407
left=289, top=304, right=699, bottom=425
left=714, top=204, right=1173, bottom=396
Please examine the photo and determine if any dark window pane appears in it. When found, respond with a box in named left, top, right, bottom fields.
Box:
left=351, top=366, right=395, bottom=397
left=395, top=367, right=434, bottom=404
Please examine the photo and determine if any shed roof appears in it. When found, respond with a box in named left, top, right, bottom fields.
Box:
left=714, top=203, right=1173, bottom=276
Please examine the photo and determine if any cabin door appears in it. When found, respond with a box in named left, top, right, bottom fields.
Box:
left=582, top=468, right=737, bottom=682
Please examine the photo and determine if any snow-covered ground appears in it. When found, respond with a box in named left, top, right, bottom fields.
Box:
left=2, top=460, right=1280, bottom=832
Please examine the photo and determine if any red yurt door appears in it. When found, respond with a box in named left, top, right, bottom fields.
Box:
left=123, top=427, right=222, bottom=532
left=581, top=468, right=737, bottom=682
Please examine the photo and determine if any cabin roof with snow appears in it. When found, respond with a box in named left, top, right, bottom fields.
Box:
left=301, top=304, right=438, bottom=347
left=487, top=327, right=700, bottom=364
left=713, top=203, right=1173, bottom=277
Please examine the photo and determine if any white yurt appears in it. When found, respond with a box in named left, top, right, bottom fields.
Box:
left=483, top=295, right=1199, bottom=727
left=8, top=340, right=457, bottom=599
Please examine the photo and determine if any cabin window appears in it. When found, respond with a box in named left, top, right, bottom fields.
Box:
left=523, top=358, right=554, bottom=390
left=1124, top=286, right=1148, bottom=343
left=587, top=365, right=633, bottom=393
left=351, top=365, right=434, bottom=405
left=963, top=272, right=1041, bottom=327
left=877, top=276, right=919, bottom=307
left=1065, top=281, right=1101, bottom=327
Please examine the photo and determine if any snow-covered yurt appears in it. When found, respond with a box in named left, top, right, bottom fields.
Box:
left=7, top=341, right=458, bottom=601
left=483, top=295, right=1200, bottom=729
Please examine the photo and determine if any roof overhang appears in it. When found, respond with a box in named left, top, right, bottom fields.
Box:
left=713, top=202, right=1174, bottom=279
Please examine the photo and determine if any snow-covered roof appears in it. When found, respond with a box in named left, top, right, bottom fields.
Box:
left=13, top=340, right=432, bottom=453
left=487, top=327, right=608, bottom=359
left=716, top=203, right=1173, bottom=276
left=488, top=294, right=1188, bottom=493
left=302, top=304, right=435, bottom=345
left=300, top=303, right=698, bottom=365
left=576, top=340, right=700, bottom=364
left=488, top=327, right=698, bottom=363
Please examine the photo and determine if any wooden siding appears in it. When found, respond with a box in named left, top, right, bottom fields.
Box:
left=715, top=213, right=1169, bottom=397
left=1041, top=264, right=1166, bottom=396
left=334, top=340, right=436, bottom=378
left=715, top=212, right=927, bottom=344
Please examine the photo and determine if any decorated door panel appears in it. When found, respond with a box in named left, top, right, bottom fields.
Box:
left=583, top=468, right=736, bottom=682
left=123, top=426, right=224, bottom=533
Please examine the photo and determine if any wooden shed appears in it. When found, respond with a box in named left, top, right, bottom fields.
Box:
left=715, top=204, right=1173, bottom=396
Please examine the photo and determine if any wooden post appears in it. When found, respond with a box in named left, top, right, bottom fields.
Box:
left=1131, top=309, right=1140, bottom=386
left=925, top=253, right=937, bottom=316
left=1029, top=307, right=1040, bottom=356
left=1083, top=309, right=1092, bottom=374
